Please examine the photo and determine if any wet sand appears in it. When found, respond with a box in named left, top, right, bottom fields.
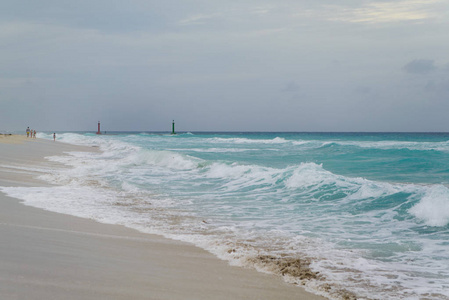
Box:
left=0, top=136, right=326, bottom=300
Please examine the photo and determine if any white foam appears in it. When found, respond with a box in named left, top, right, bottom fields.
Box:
left=37, top=132, right=99, bottom=146
left=331, top=140, right=449, bottom=152
left=285, top=163, right=344, bottom=188
left=1, top=185, right=119, bottom=221
left=124, top=150, right=202, bottom=170
left=5, top=132, right=449, bottom=299
left=211, top=137, right=289, bottom=144
left=169, top=148, right=259, bottom=153
left=409, top=185, right=449, bottom=226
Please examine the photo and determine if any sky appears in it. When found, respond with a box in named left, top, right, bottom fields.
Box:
left=1, top=0, right=449, bottom=132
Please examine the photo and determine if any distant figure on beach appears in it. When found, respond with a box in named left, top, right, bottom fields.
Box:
left=53, top=133, right=56, bottom=141
left=26, top=127, right=30, bottom=137
left=33, top=130, right=36, bottom=138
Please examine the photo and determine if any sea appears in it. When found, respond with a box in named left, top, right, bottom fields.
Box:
left=2, top=132, right=449, bottom=299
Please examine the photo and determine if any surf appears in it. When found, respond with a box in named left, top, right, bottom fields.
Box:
left=4, top=131, right=449, bottom=299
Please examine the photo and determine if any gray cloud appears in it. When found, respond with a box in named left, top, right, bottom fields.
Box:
left=403, top=59, right=437, bottom=74
left=282, top=81, right=300, bottom=92
left=1, top=1, right=449, bottom=132
left=443, top=63, right=449, bottom=72
left=355, top=86, right=372, bottom=94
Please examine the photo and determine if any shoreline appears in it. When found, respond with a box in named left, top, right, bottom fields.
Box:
left=0, top=137, right=326, bottom=299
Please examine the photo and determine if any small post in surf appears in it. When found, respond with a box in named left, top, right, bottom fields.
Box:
left=172, top=120, right=176, bottom=135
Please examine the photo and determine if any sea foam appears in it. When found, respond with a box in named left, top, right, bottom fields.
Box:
left=409, top=185, right=449, bottom=226
left=3, top=132, right=449, bottom=300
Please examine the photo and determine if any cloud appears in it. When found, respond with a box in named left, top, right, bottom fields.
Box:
left=250, top=4, right=275, bottom=16
left=318, top=0, right=443, bottom=24
left=355, top=86, right=372, bottom=94
left=443, top=63, right=449, bottom=72
left=403, top=59, right=437, bottom=74
left=282, top=81, right=300, bottom=92
left=1, top=1, right=449, bottom=131
left=178, top=13, right=221, bottom=26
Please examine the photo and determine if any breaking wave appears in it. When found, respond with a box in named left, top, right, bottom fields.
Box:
left=4, top=132, right=449, bottom=299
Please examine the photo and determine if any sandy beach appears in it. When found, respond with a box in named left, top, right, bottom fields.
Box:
left=0, top=135, right=326, bottom=300
left=0, top=134, right=28, bottom=144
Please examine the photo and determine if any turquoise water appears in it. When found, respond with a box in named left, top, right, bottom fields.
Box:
left=3, top=132, right=449, bottom=299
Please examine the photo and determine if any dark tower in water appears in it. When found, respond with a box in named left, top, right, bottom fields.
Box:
left=171, top=120, right=176, bottom=135
left=96, top=121, right=101, bottom=134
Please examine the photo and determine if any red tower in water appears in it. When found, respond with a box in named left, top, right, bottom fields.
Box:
left=96, top=121, right=101, bottom=134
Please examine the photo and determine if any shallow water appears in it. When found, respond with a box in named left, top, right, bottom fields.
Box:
left=3, top=132, right=449, bottom=299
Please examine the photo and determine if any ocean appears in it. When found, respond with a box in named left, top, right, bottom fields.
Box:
left=3, top=132, right=449, bottom=299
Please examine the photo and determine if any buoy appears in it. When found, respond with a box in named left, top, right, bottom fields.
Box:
left=172, top=120, right=176, bottom=135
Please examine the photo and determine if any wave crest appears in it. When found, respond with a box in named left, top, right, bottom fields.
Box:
left=409, top=185, right=449, bottom=227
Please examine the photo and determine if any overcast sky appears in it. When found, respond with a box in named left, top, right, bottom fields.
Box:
left=1, top=0, right=449, bottom=132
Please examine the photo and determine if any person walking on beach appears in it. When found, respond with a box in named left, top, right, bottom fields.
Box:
left=53, top=133, right=56, bottom=141
left=33, top=130, right=36, bottom=138
left=26, top=127, right=30, bottom=137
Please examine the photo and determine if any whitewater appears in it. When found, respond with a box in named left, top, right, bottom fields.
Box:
left=2, top=132, right=449, bottom=299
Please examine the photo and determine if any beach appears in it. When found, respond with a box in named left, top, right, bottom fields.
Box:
left=0, top=135, right=325, bottom=300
